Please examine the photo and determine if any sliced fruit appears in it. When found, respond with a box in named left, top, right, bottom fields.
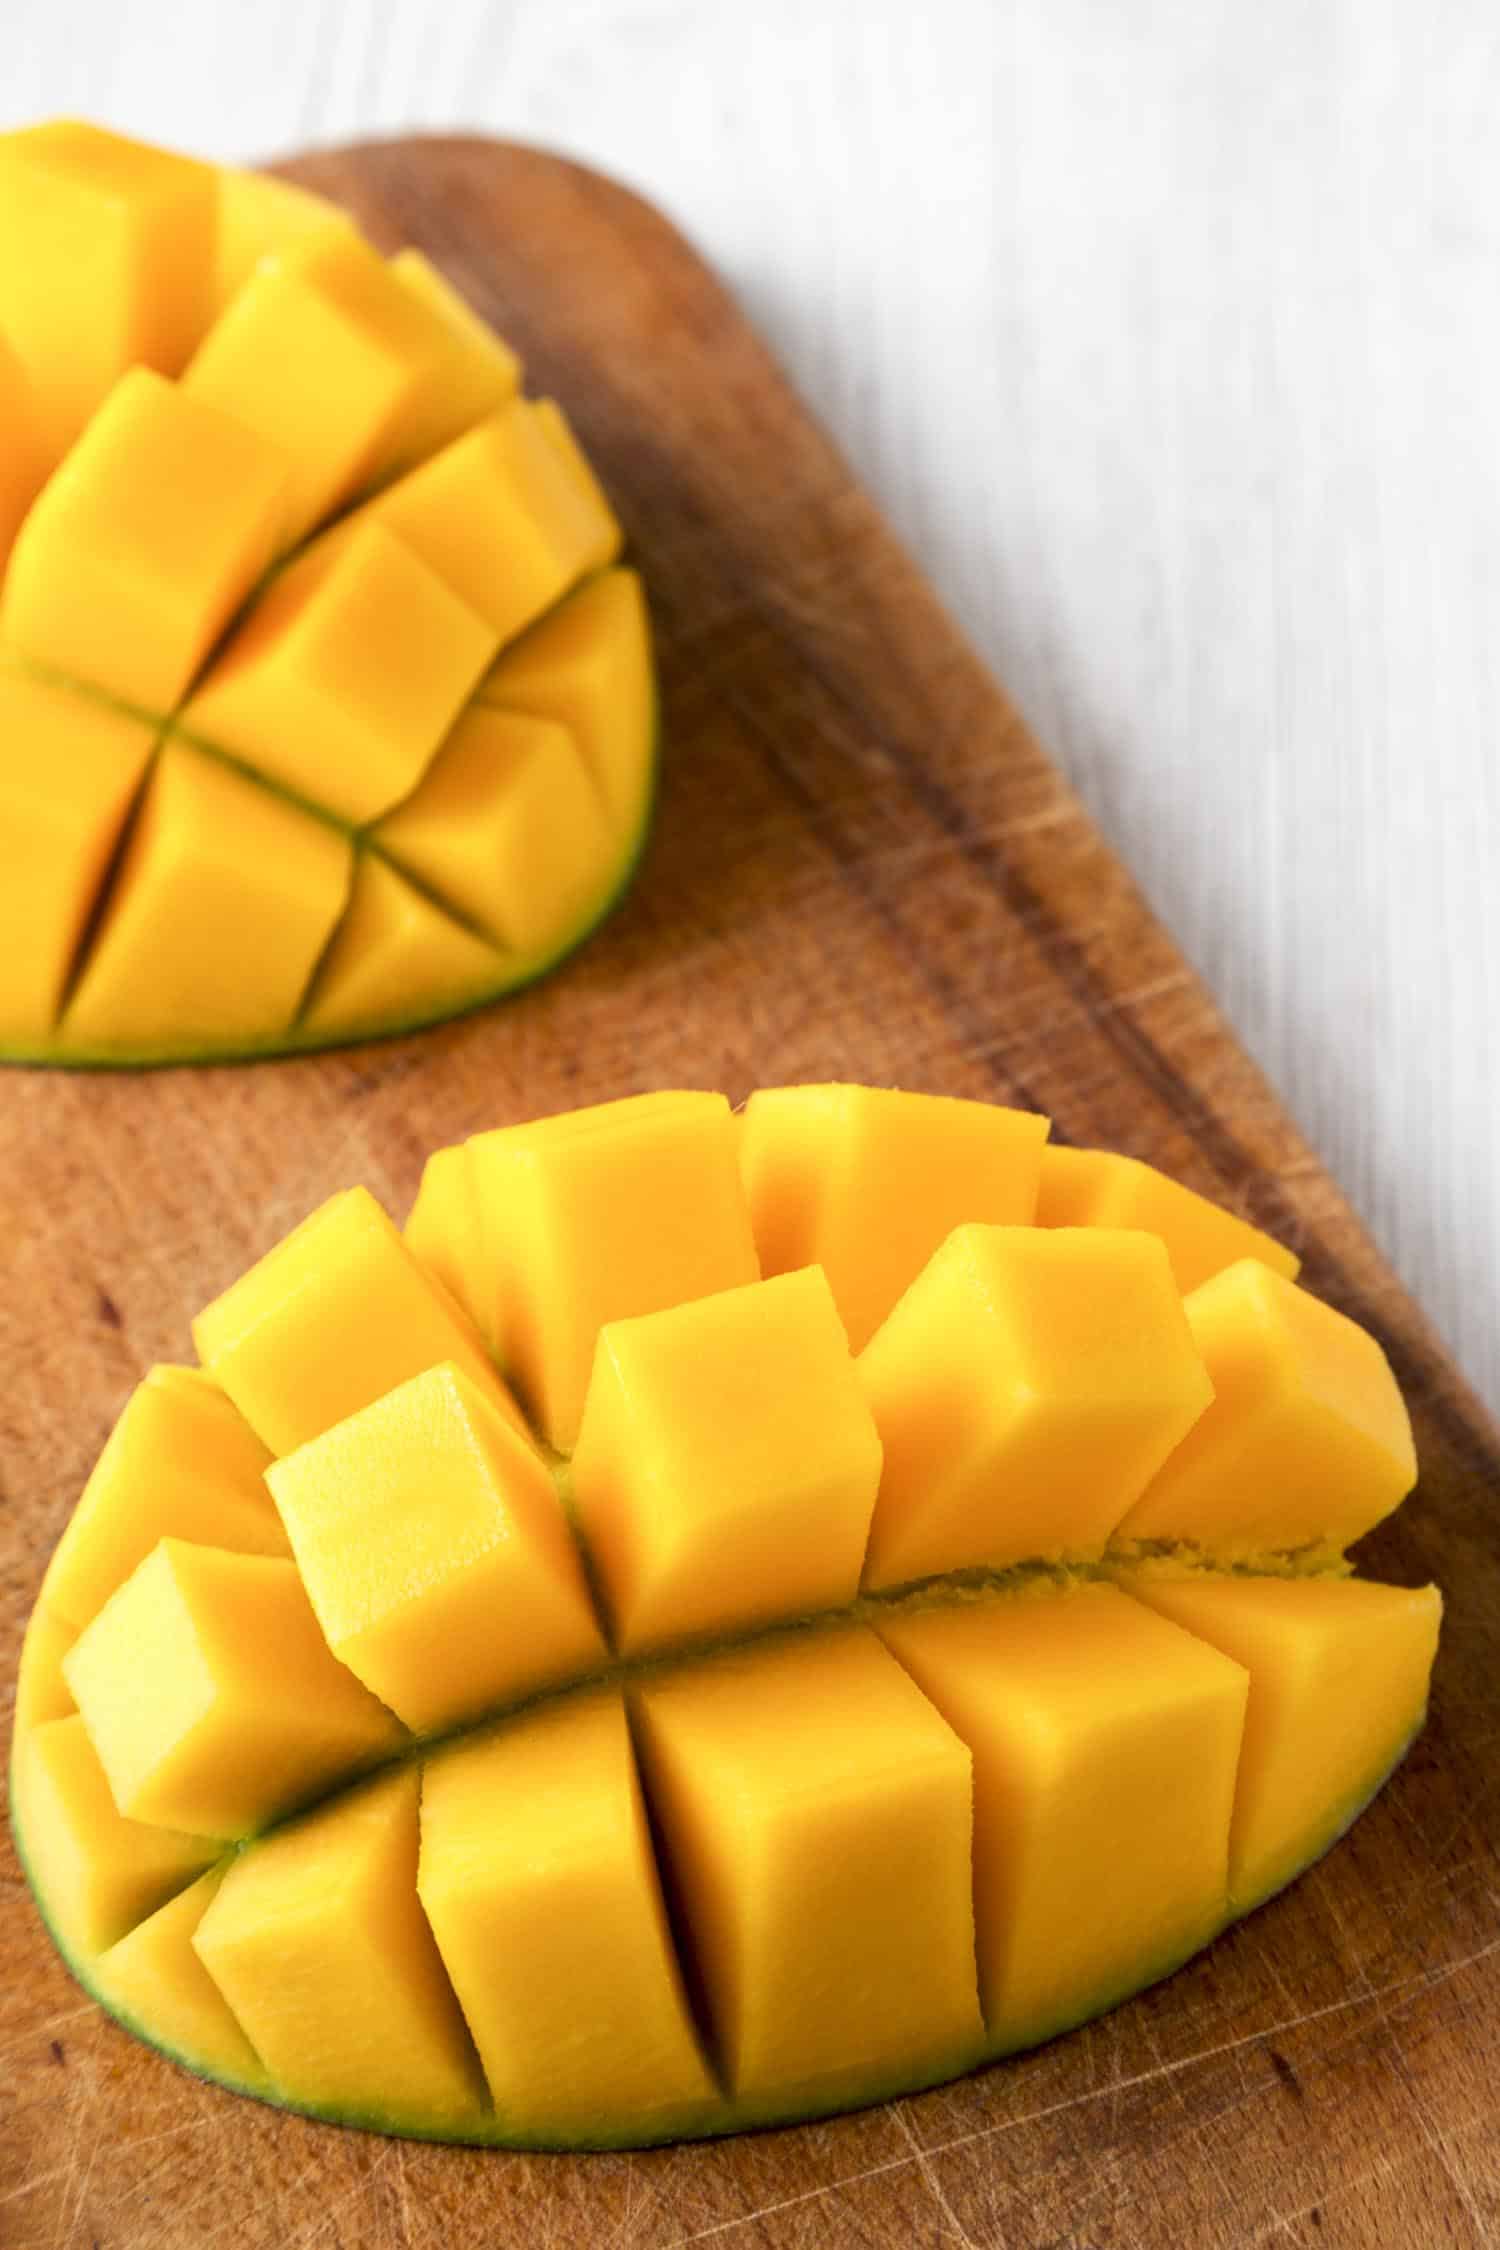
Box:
left=0, top=672, right=156, bottom=1044
left=60, top=741, right=351, bottom=1058
left=1035, top=1144, right=1302, bottom=1292
left=0, top=123, right=654, bottom=1068
left=193, top=1766, right=486, bottom=2132
left=363, top=400, right=620, bottom=643
left=739, top=1083, right=1051, bottom=1353
left=180, top=523, right=497, bottom=825
left=632, top=1627, right=983, bottom=2107
left=13, top=1715, right=217, bottom=1955
left=1123, top=1572, right=1442, bottom=1910
left=477, top=566, right=652, bottom=829
left=40, top=1364, right=283, bottom=1632
left=0, top=122, right=215, bottom=459
left=374, top=705, right=617, bottom=958
left=192, top=1183, right=524, bottom=1456
left=1118, top=1259, right=1416, bottom=1554
left=266, top=1363, right=604, bottom=1734
left=1, top=368, right=287, bottom=712
left=0, top=333, right=45, bottom=561
left=297, top=855, right=508, bottom=1044
left=858, top=1225, right=1213, bottom=1587
left=12, top=1090, right=1437, bottom=2149
left=95, top=1865, right=267, bottom=2090
left=410, top=1091, right=760, bottom=1448
left=418, top=1692, right=717, bottom=2142
left=61, top=1541, right=402, bottom=1838
left=571, top=1268, right=881, bottom=1651
left=210, top=167, right=358, bottom=317
left=880, top=1585, right=1246, bottom=2048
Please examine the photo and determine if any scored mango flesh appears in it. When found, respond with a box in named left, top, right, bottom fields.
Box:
left=11, top=1087, right=1441, bottom=2147
left=0, top=123, right=655, bottom=1067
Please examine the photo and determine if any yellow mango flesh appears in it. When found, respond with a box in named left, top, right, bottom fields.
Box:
left=193, top=1766, right=486, bottom=2132
left=477, top=566, right=654, bottom=830
left=0, top=333, right=45, bottom=561
left=0, top=125, right=653, bottom=1068
left=266, top=1363, right=604, bottom=1734
left=880, top=1585, right=1247, bottom=2048
left=41, top=1364, right=284, bottom=1632
left=181, top=524, right=497, bottom=826
left=419, top=1692, right=717, bottom=2141
left=96, top=1865, right=267, bottom=2091
left=365, top=400, right=620, bottom=644
left=571, top=1267, right=882, bottom=1651
left=1123, top=1572, right=1442, bottom=1910
left=633, top=1626, right=984, bottom=2105
left=0, top=671, right=155, bottom=1043
left=2, top=367, right=288, bottom=713
left=12, top=1091, right=1437, bottom=2149
left=0, top=122, right=215, bottom=460
left=192, top=1184, right=523, bottom=1456
left=858, top=1225, right=1213, bottom=1588
left=740, top=1083, right=1051, bottom=1353
left=1119, top=1258, right=1417, bottom=1553
left=375, top=705, right=617, bottom=959
left=298, top=854, right=508, bottom=1043
left=14, top=1715, right=217, bottom=1955
left=61, top=740, right=351, bottom=1057
left=210, top=168, right=358, bottom=317
left=62, top=1540, right=402, bottom=1837
left=418, top=1091, right=760, bottom=1448
left=1035, top=1144, right=1302, bottom=1292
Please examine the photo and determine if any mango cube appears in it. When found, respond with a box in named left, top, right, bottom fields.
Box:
left=42, top=1364, right=284, bottom=1633
left=62, top=741, right=350, bottom=1056
left=183, top=230, right=492, bottom=545
left=0, top=333, right=44, bottom=558
left=859, top=1226, right=1214, bottom=1589
left=375, top=705, right=616, bottom=957
left=192, top=1183, right=521, bottom=1458
left=97, top=1865, right=267, bottom=2089
left=881, top=1586, right=1246, bottom=2047
left=740, top=1084, right=1051, bottom=1353
left=298, top=853, right=506, bottom=1043
left=365, top=399, right=619, bottom=644
left=63, top=1541, right=403, bottom=1838
left=0, top=673, right=155, bottom=1043
left=1118, top=1260, right=1416, bottom=1553
left=388, top=249, right=522, bottom=443
left=13, top=1715, right=216, bottom=1956
left=632, top=1627, right=982, bottom=2103
left=194, top=1766, right=485, bottom=2131
left=182, top=524, right=497, bottom=825
left=571, top=1269, right=882, bottom=1652
left=416, top=1092, right=760, bottom=1448
left=419, top=1693, right=717, bottom=2138
left=1125, top=1573, right=1442, bottom=1910
left=477, top=567, right=652, bottom=829
left=14, top=1605, right=78, bottom=1735
left=211, top=167, right=358, bottom=317
left=0, top=122, right=215, bottom=458
left=266, top=1363, right=605, bottom=1734
left=1036, top=1144, right=1301, bottom=1293
left=1, top=368, right=288, bottom=712
left=403, top=1143, right=493, bottom=1345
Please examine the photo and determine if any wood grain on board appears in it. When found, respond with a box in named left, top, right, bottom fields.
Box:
left=1, top=138, right=1496, bottom=2250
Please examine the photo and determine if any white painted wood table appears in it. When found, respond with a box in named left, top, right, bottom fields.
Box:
left=3, top=0, right=1496, bottom=1411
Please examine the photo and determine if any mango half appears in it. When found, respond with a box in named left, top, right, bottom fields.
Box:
left=11, top=1087, right=1441, bottom=2146
left=0, top=123, right=654, bottom=1066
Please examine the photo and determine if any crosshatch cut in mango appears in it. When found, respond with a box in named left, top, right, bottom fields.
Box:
left=0, top=122, right=657, bottom=1068
left=11, top=1087, right=1442, bottom=2147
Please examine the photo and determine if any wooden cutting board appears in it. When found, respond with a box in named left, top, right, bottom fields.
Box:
left=2, top=137, right=1497, bottom=2250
